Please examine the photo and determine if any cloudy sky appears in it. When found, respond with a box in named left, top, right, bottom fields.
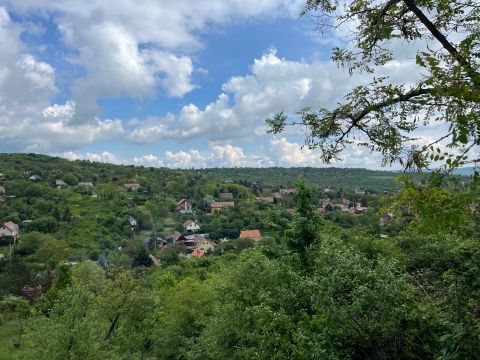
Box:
left=0, top=0, right=425, bottom=169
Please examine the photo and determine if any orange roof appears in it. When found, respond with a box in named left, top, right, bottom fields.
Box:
left=240, top=229, right=261, bottom=239
left=191, top=247, right=204, bottom=257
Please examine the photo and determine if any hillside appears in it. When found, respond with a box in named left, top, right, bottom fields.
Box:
left=0, top=153, right=399, bottom=191
left=0, top=152, right=479, bottom=359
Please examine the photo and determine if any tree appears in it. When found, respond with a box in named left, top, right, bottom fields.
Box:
left=0, top=295, right=31, bottom=348
left=62, top=173, right=78, bottom=186
left=267, top=0, right=480, bottom=170
left=284, top=179, right=322, bottom=259
left=132, top=247, right=152, bottom=267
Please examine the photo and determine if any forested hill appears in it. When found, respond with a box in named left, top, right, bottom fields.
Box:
left=198, top=167, right=399, bottom=190
left=0, top=153, right=399, bottom=191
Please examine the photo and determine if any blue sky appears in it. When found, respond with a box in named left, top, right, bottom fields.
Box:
left=0, top=1, right=423, bottom=168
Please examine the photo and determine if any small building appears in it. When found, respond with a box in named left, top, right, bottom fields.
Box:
left=279, top=188, right=296, bottom=195
left=28, top=175, right=42, bottom=182
left=239, top=229, right=262, bottom=241
left=323, top=203, right=334, bottom=211
left=257, top=196, right=274, bottom=203
left=355, top=189, right=366, bottom=195
left=354, top=203, right=368, bottom=211
left=123, top=183, right=141, bottom=191
left=219, top=192, right=234, bottom=200
left=0, top=221, right=20, bottom=239
left=183, top=220, right=201, bottom=232
left=55, top=180, right=68, bottom=189
left=207, top=201, right=234, bottom=213
left=197, top=239, right=216, bottom=253
left=144, top=236, right=166, bottom=249
left=0, top=185, right=5, bottom=194
left=176, top=198, right=193, bottom=214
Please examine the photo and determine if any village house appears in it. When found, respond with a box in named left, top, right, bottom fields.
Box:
left=166, top=231, right=185, bottom=243
left=0, top=185, right=5, bottom=194
left=183, top=220, right=201, bottom=232
left=207, top=201, right=235, bottom=213
left=176, top=198, right=193, bottom=214
left=0, top=221, right=20, bottom=239
left=257, top=196, right=274, bottom=203
left=320, top=203, right=335, bottom=212
left=144, top=235, right=167, bottom=249
left=354, top=202, right=368, bottom=211
left=239, top=229, right=262, bottom=241
left=279, top=188, right=296, bottom=196
left=123, top=183, right=141, bottom=191
left=219, top=192, right=234, bottom=200
left=175, top=234, right=196, bottom=251
left=355, top=189, right=366, bottom=195
left=196, top=239, right=216, bottom=253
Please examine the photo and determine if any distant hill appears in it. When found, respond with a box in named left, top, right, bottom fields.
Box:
left=453, top=167, right=476, bottom=176
left=193, top=167, right=399, bottom=190
left=0, top=153, right=400, bottom=191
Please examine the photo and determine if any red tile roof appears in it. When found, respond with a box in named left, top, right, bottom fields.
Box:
left=239, top=229, right=261, bottom=239
left=4, top=221, right=18, bottom=231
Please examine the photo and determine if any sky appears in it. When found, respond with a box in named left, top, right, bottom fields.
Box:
left=0, top=0, right=429, bottom=169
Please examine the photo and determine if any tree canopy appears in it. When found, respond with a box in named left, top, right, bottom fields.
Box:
left=267, top=0, right=480, bottom=170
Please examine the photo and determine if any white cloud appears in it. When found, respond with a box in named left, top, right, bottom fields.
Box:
left=128, top=49, right=421, bottom=144
left=4, top=0, right=304, bottom=123
left=0, top=7, right=125, bottom=152
left=63, top=143, right=272, bottom=169
left=61, top=137, right=384, bottom=169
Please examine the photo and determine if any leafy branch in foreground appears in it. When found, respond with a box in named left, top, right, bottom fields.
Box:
left=267, top=0, right=480, bottom=170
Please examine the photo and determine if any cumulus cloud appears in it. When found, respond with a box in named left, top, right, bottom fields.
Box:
left=128, top=49, right=421, bottom=144
left=0, top=9, right=124, bottom=152
left=61, top=137, right=382, bottom=169
left=5, top=0, right=304, bottom=122
left=63, top=143, right=272, bottom=169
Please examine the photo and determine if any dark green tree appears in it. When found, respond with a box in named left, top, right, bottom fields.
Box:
left=284, top=179, right=321, bottom=259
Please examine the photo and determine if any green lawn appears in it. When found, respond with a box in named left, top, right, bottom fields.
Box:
left=0, top=320, right=21, bottom=359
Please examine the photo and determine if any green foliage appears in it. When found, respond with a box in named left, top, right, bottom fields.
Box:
left=268, top=0, right=480, bottom=170
left=285, top=180, right=322, bottom=257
